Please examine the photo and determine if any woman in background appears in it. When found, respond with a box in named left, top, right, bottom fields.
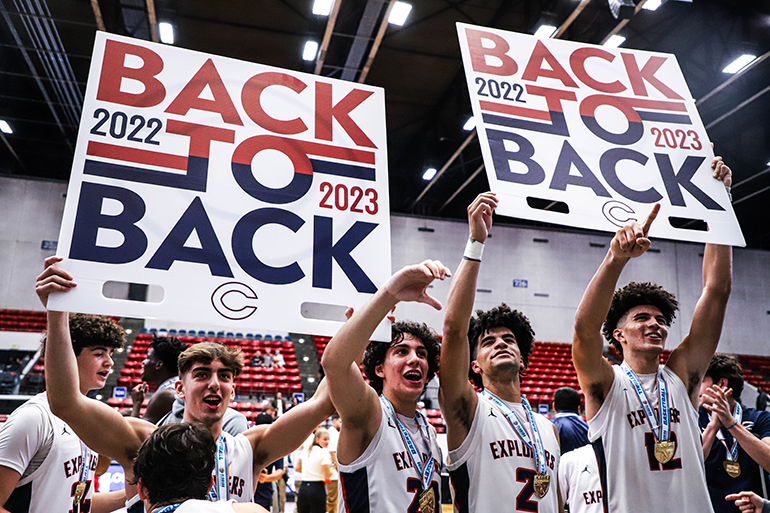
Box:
left=295, top=428, right=332, bottom=513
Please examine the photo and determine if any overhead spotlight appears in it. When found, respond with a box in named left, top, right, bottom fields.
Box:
left=422, top=168, right=437, bottom=181
left=604, top=35, right=626, bottom=48
left=0, top=120, right=12, bottom=134
left=534, top=25, right=557, bottom=39
left=159, top=22, right=174, bottom=44
left=766, top=161, right=770, bottom=167
left=303, top=41, right=319, bottom=61
left=463, top=117, right=476, bottom=131
left=312, top=0, right=334, bottom=16
left=722, top=54, right=757, bottom=74
left=388, top=2, right=412, bottom=26
left=642, top=0, right=663, bottom=10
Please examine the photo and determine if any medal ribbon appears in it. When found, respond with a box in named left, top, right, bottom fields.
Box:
left=620, top=361, right=671, bottom=444
left=379, top=396, right=435, bottom=492
left=206, top=435, right=229, bottom=501
left=715, top=402, right=742, bottom=462
left=153, top=504, right=182, bottom=513
left=78, top=441, right=93, bottom=485
left=481, top=390, right=547, bottom=476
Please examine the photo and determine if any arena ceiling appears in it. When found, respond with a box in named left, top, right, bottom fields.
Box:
left=1, top=0, right=769, bottom=249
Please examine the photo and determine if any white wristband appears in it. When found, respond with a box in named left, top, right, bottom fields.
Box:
left=463, top=238, right=484, bottom=262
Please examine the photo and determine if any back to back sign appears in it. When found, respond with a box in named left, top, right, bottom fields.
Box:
left=49, top=32, right=391, bottom=340
left=457, top=23, right=744, bottom=246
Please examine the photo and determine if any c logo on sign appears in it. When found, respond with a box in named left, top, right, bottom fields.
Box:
left=211, top=282, right=258, bottom=320
left=602, top=200, right=637, bottom=228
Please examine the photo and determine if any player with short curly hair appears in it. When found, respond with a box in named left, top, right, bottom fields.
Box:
left=602, top=282, right=679, bottom=357
left=130, top=335, right=189, bottom=423
left=439, top=193, right=561, bottom=513
left=362, top=321, right=440, bottom=395
left=572, top=155, right=734, bottom=513
left=1, top=313, right=125, bottom=513
left=322, top=260, right=450, bottom=513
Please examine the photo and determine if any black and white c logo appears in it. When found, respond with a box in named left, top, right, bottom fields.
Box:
left=602, top=200, right=637, bottom=228
left=211, top=282, right=258, bottom=320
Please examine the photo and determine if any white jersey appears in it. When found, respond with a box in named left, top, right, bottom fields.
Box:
left=558, top=444, right=603, bottom=513
left=589, top=365, right=714, bottom=513
left=0, top=393, right=97, bottom=513
left=447, top=393, right=560, bottom=513
left=220, top=432, right=254, bottom=502
left=176, top=499, right=237, bottom=512
left=338, top=401, right=442, bottom=513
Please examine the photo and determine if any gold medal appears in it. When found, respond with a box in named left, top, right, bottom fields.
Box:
left=654, top=440, right=676, bottom=464
left=418, top=487, right=436, bottom=513
left=73, top=481, right=86, bottom=505
left=724, top=460, right=741, bottom=478
left=533, top=473, right=550, bottom=498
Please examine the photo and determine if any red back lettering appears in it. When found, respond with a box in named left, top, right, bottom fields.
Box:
left=522, top=40, right=578, bottom=88
left=465, top=28, right=518, bottom=76
left=97, top=39, right=166, bottom=107
left=621, top=53, right=683, bottom=100
left=570, top=47, right=626, bottom=94
left=241, top=72, right=308, bottom=134
left=315, top=83, right=376, bottom=148
left=165, top=59, right=243, bottom=125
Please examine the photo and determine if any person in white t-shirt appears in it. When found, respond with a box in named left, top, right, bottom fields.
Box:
left=558, top=444, right=603, bottom=513
left=295, top=429, right=332, bottom=513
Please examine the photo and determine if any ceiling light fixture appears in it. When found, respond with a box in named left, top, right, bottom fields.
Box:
left=722, top=54, right=757, bottom=74
left=604, top=35, right=626, bottom=48
left=312, top=0, right=334, bottom=16
left=303, top=41, right=319, bottom=61
left=422, top=168, right=437, bottom=181
left=463, top=117, right=476, bottom=131
left=388, top=2, right=412, bottom=26
left=0, top=120, right=12, bottom=134
left=642, top=0, right=663, bottom=10
left=159, top=22, right=174, bottom=44
left=534, top=25, right=557, bottom=39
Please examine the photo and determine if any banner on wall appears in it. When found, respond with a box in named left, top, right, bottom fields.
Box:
left=49, top=32, right=391, bottom=340
left=456, top=23, right=745, bottom=247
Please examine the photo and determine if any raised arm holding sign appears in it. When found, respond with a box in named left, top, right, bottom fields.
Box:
left=572, top=157, right=733, bottom=513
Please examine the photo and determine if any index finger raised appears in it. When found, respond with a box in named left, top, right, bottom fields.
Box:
left=641, top=203, right=660, bottom=235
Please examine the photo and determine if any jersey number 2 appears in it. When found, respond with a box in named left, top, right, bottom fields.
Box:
left=516, top=468, right=538, bottom=512
left=644, top=431, right=682, bottom=471
left=69, top=480, right=92, bottom=513
left=406, top=477, right=439, bottom=513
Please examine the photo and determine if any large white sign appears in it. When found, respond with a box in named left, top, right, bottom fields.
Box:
left=49, top=32, right=391, bottom=340
left=457, top=23, right=744, bottom=246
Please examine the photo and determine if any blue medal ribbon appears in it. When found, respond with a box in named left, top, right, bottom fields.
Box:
left=481, top=390, right=547, bottom=476
left=379, top=396, right=435, bottom=493
left=620, top=361, right=671, bottom=444
left=153, top=504, right=182, bottom=513
left=206, top=435, right=229, bottom=502
left=715, top=402, right=742, bottom=462
left=78, top=441, right=93, bottom=484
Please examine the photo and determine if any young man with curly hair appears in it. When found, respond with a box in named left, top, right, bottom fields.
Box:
left=35, top=256, right=335, bottom=510
left=699, top=354, right=770, bottom=513
left=440, top=192, right=561, bottom=513
left=0, top=313, right=125, bottom=513
left=572, top=156, right=733, bottom=513
left=133, top=422, right=265, bottom=513
left=130, top=335, right=188, bottom=423
left=321, top=260, right=449, bottom=513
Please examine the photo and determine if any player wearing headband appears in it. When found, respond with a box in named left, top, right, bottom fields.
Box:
left=439, top=192, right=561, bottom=513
